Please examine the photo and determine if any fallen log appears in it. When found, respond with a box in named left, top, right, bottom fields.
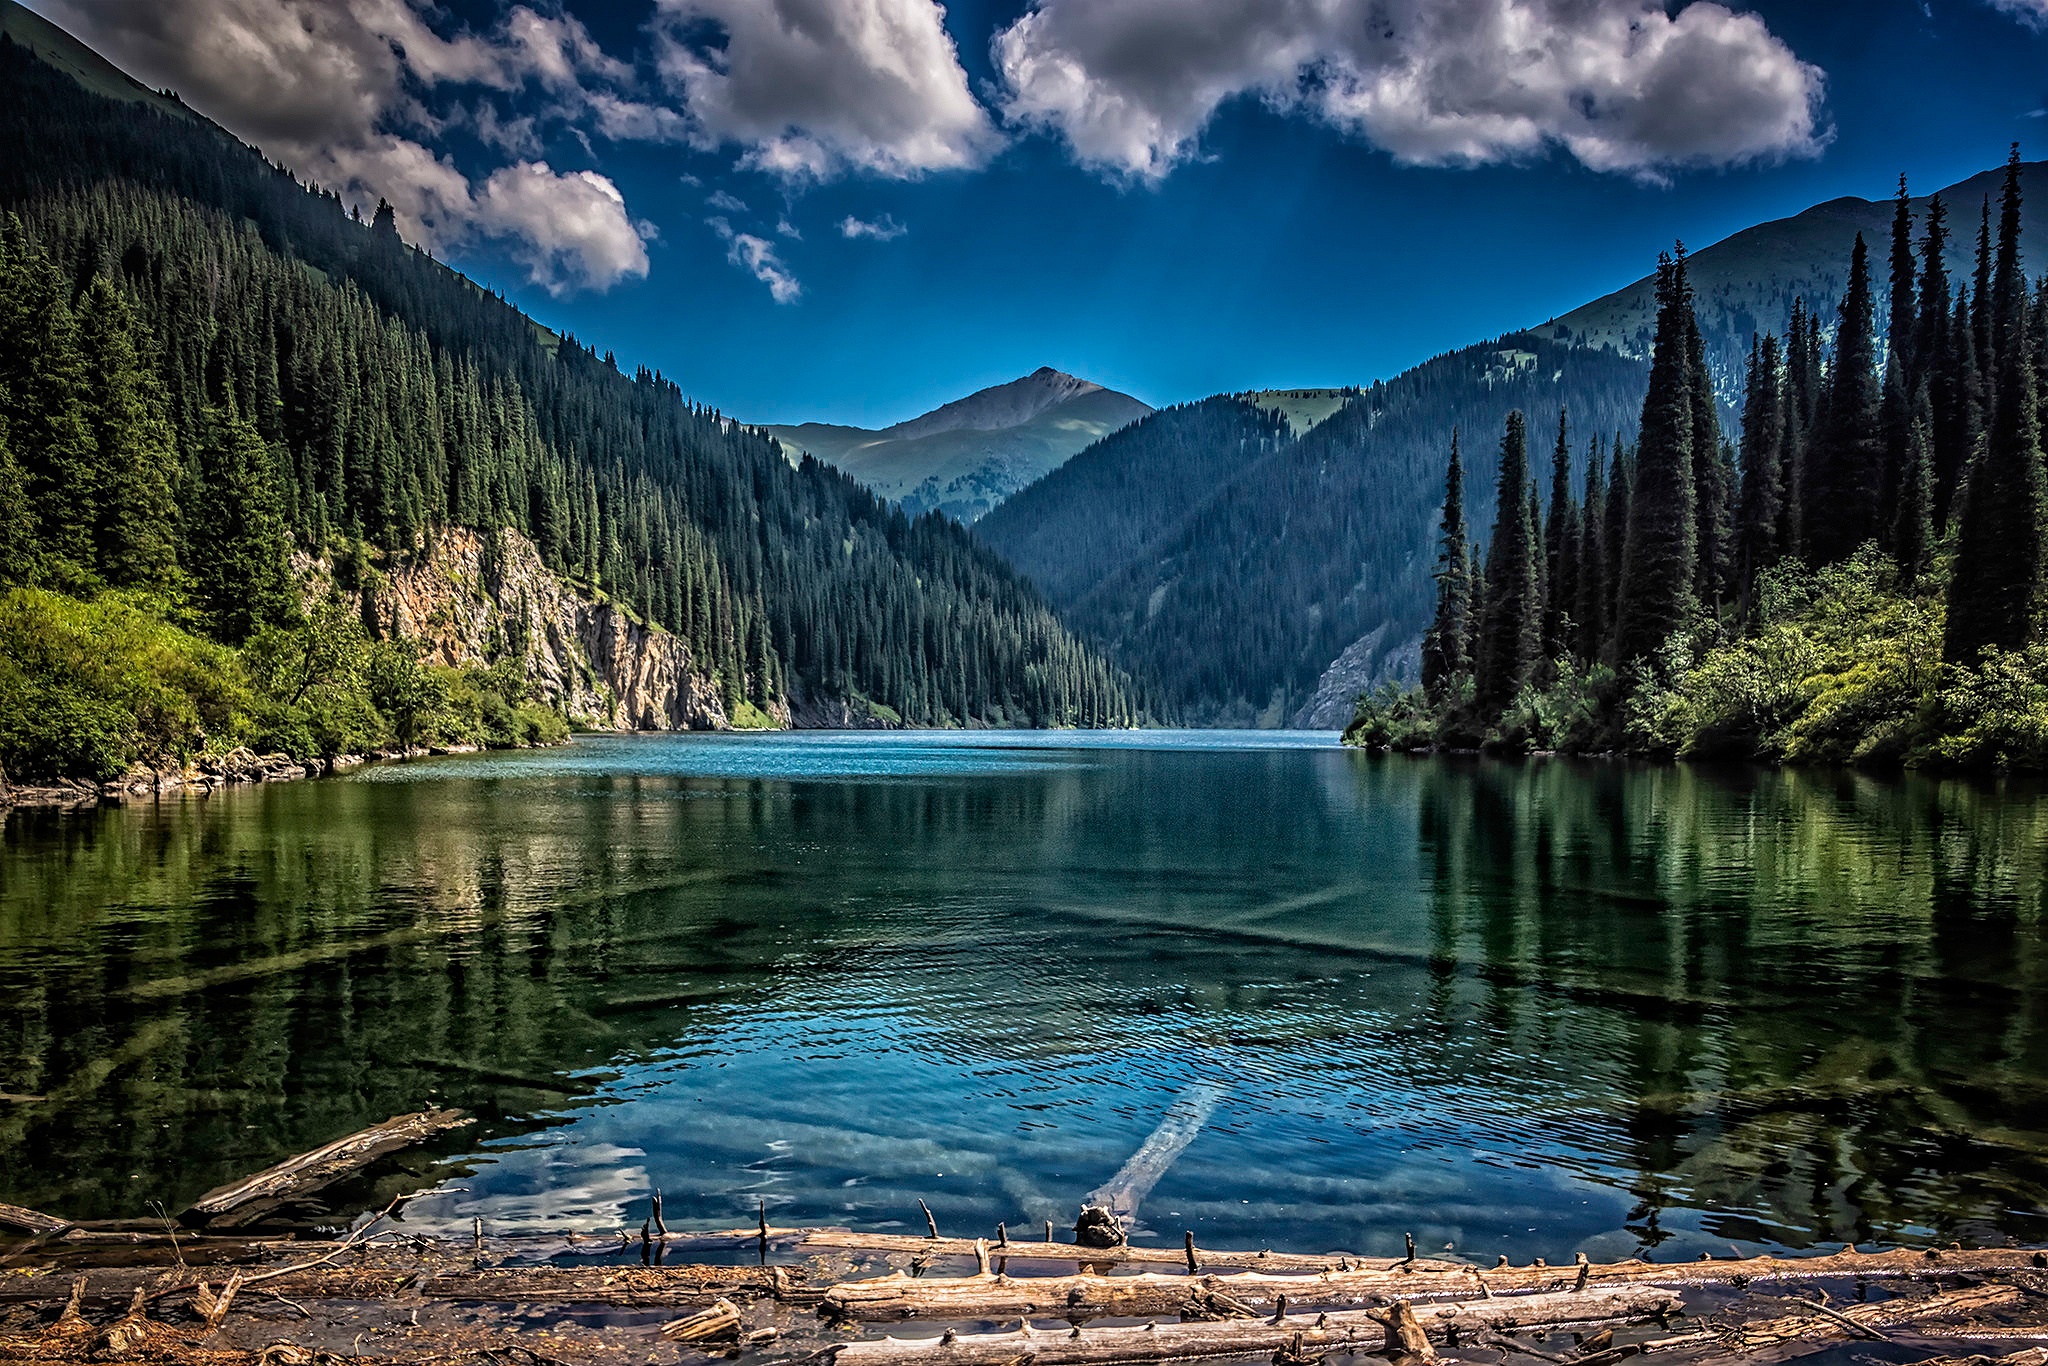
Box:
left=182, top=1110, right=472, bottom=1228
left=0, top=1262, right=799, bottom=1307
left=0, top=1205, right=66, bottom=1237
left=819, top=1245, right=2048, bottom=1324
left=663, top=1297, right=743, bottom=1342
left=1621, top=1281, right=2022, bottom=1359
left=830, top=1286, right=1681, bottom=1366
left=787, top=1228, right=1443, bottom=1274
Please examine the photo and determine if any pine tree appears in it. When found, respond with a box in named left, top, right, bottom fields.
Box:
left=1601, top=435, right=1632, bottom=657
left=0, top=417, right=33, bottom=585
left=1893, top=396, right=1936, bottom=588
left=1888, top=175, right=1918, bottom=382
left=1614, top=254, right=1698, bottom=666
left=1914, top=194, right=1953, bottom=402
left=0, top=217, right=96, bottom=577
left=189, top=403, right=295, bottom=643
left=1420, top=430, right=1472, bottom=701
left=1946, top=147, right=2046, bottom=665
left=1937, top=287, right=1984, bottom=525
left=1808, top=234, right=1884, bottom=562
left=77, top=276, right=181, bottom=590
left=1475, top=411, right=1540, bottom=716
left=1542, top=409, right=1578, bottom=660
left=1576, top=439, right=1607, bottom=662
left=1737, top=334, right=1786, bottom=608
left=1684, top=264, right=1730, bottom=607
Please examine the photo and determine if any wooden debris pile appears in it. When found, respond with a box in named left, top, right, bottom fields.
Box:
left=4, top=1110, right=2048, bottom=1366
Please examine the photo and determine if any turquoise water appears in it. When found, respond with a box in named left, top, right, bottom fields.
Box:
left=2, top=732, right=2046, bottom=1261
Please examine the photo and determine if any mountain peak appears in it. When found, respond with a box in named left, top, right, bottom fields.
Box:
left=883, top=368, right=1109, bottom=442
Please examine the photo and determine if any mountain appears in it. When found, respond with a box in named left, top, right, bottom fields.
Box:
left=1541, top=162, right=2048, bottom=395
left=767, top=367, right=1152, bottom=523
left=979, top=339, right=1648, bottom=726
left=0, top=10, right=1148, bottom=757
left=978, top=158, right=2044, bottom=729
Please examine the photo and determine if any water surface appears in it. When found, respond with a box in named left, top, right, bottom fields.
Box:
left=3, top=732, right=2045, bottom=1261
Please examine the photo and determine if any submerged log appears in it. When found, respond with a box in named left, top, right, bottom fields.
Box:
left=788, top=1228, right=1441, bottom=1274
left=182, top=1110, right=472, bottom=1228
left=819, top=1244, right=2046, bottom=1324
left=1625, top=1281, right=2022, bottom=1359
left=0, top=1262, right=797, bottom=1307
left=662, top=1297, right=743, bottom=1342
left=831, top=1286, right=1680, bottom=1366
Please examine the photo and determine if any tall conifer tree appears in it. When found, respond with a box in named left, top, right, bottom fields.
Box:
left=1614, top=254, right=1698, bottom=666
left=1543, top=408, right=1578, bottom=661
left=1808, top=234, right=1883, bottom=562
left=1576, top=439, right=1608, bottom=663
left=1420, top=431, right=1472, bottom=701
left=1946, top=147, right=2046, bottom=664
left=1737, top=334, right=1786, bottom=608
left=1475, top=411, right=1540, bottom=716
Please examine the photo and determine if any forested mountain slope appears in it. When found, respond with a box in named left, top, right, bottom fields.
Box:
left=0, top=22, right=1145, bottom=753
left=980, top=340, right=1648, bottom=726
left=1544, top=163, right=2048, bottom=396
left=768, top=368, right=1152, bottom=524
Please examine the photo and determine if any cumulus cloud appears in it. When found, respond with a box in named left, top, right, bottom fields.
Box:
left=650, top=0, right=1000, bottom=179
left=475, top=163, right=653, bottom=294
left=710, top=217, right=803, bottom=302
left=840, top=214, right=908, bottom=241
left=993, top=0, right=1827, bottom=183
left=35, top=0, right=655, bottom=290
left=1989, top=0, right=2048, bottom=24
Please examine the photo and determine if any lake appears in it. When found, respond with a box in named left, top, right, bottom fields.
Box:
left=2, top=731, right=2045, bottom=1263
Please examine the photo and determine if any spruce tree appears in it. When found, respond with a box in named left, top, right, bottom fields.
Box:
left=1602, top=435, right=1632, bottom=658
left=1946, top=148, right=2046, bottom=664
left=1475, top=410, right=1540, bottom=716
left=77, top=276, right=181, bottom=591
left=1420, top=431, right=1472, bottom=701
left=1808, top=234, right=1883, bottom=562
left=1542, top=408, right=1577, bottom=661
left=189, top=403, right=296, bottom=643
left=1683, top=265, right=1730, bottom=607
left=1576, top=439, right=1607, bottom=662
left=1938, top=288, right=1984, bottom=525
left=1888, top=175, right=1918, bottom=382
left=1737, top=334, right=1786, bottom=609
left=0, top=417, right=32, bottom=585
left=1614, top=254, right=1698, bottom=667
left=0, top=218, right=96, bottom=577
left=1893, top=396, right=1936, bottom=588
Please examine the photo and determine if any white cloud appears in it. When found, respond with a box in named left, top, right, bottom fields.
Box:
left=651, top=0, right=1001, bottom=179
left=35, top=0, right=655, bottom=291
left=840, top=214, right=908, bottom=241
left=707, top=189, right=751, bottom=214
left=710, top=218, right=802, bottom=302
left=776, top=216, right=803, bottom=239
left=993, top=0, right=1827, bottom=183
left=475, top=163, right=653, bottom=295
left=1989, top=0, right=2048, bottom=24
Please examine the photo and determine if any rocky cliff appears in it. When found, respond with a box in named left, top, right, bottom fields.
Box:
left=358, top=526, right=746, bottom=732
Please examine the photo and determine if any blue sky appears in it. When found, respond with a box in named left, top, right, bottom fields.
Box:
left=26, top=0, right=2048, bottom=425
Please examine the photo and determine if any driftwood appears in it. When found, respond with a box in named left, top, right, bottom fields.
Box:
left=0, top=1205, right=67, bottom=1237
left=1620, top=1281, right=2023, bottom=1359
left=819, top=1244, right=2048, bottom=1324
left=830, top=1286, right=1681, bottom=1366
left=0, top=1262, right=799, bottom=1307
left=182, top=1110, right=472, bottom=1228
left=785, top=1228, right=1445, bottom=1274
left=663, top=1297, right=743, bottom=1342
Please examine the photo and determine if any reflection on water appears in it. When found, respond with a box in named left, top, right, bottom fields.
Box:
left=1, top=734, right=2044, bottom=1260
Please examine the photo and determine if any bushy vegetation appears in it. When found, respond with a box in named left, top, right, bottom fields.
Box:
left=1353, top=154, right=2048, bottom=773
left=0, top=586, right=568, bottom=784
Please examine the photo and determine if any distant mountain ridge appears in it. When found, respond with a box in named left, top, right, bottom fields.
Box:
left=767, top=368, right=1152, bottom=523
left=1541, top=161, right=2048, bottom=395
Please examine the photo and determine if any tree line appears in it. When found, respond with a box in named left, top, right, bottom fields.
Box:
left=1371, top=149, right=2047, bottom=769
left=0, top=33, right=1145, bottom=783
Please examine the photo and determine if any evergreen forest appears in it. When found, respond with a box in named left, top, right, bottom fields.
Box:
left=1356, top=151, right=2048, bottom=770
left=0, top=34, right=1145, bottom=783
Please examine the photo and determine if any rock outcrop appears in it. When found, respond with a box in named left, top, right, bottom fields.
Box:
left=1290, top=626, right=1423, bottom=730
left=359, top=527, right=742, bottom=732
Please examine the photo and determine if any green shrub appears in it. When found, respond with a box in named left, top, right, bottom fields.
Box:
left=0, top=587, right=247, bottom=780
